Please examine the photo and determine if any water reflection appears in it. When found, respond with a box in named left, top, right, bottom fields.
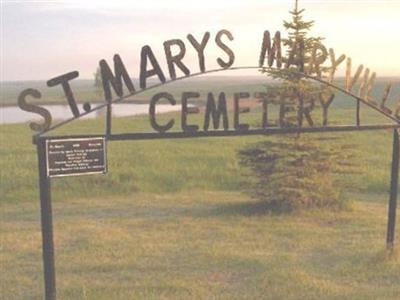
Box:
left=0, top=103, right=182, bottom=124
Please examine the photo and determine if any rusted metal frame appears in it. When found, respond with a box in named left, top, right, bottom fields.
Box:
left=37, top=138, right=56, bottom=300
left=33, top=66, right=399, bottom=141
left=387, top=129, right=399, bottom=250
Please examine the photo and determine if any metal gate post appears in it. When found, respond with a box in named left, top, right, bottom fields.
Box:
left=37, top=137, right=56, bottom=300
left=387, top=129, right=399, bottom=250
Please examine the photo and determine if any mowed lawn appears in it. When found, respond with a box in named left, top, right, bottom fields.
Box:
left=1, top=108, right=399, bottom=299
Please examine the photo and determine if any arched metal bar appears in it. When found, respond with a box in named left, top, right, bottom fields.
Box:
left=35, top=66, right=259, bottom=137
left=292, top=71, right=399, bottom=124
left=35, top=66, right=399, bottom=138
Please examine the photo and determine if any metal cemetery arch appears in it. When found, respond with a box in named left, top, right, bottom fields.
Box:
left=33, top=66, right=400, bottom=138
left=28, top=66, right=400, bottom=300
left=13, top=11, right=399, bottom=294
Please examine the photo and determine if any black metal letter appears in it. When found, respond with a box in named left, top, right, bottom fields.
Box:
left=215, top=29, right=235, bottom=69
left=285, top=39, right=305, bottom=72
left=234, top=92, right=250, bottom=131
left=18, top=89, right=52, bottom=132
left=319, top=93, right=335, bottom=126
left=380, top=83, right=393, bottom=115
left=187, top=32, right=210, bottom=73
left=181, top=92, right=199, bottom=133
left=204, top=92, right=229, bottom=131
left=149, top=92, right=175, bottom=133
left=309, top=43, right=328, bottom=78
left=254, top=92, right=269, bottom=128
left=164, top=39, right=190, bottom=80
left=140, top=45, right=166, bottom=89
left=259, top=31, right=282, bottom=68
left=99, top=54, right=135, bottom=102
left=47, top=71, right=80, bottom=118
left=328, top=49, right=346, bottom=83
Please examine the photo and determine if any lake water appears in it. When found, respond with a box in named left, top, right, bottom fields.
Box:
left=0, top=103, right=182, bottom=124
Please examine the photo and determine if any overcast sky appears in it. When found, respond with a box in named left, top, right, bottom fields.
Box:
left=1, top=0, right=399, bottom=81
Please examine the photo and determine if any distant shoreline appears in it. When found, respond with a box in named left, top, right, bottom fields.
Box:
left=2, top=76, right=399, bottom=107
left=0, top=99, right=150, bottom=108
left=1, top=76, right=400, bottom=84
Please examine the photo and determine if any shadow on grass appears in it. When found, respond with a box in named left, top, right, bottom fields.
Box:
left=194, top=199, right=288, bottom=218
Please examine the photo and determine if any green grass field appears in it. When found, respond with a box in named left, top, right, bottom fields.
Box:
left=1, top=90, right=399, bottom=299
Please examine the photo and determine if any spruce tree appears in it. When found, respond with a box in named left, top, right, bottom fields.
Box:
left=264, top=0, right=330, bottom=127
left=239, top=0, right=347, bottom=212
